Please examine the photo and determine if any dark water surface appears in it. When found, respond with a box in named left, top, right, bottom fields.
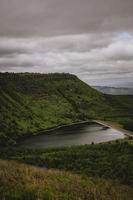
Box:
left=20, top=123, right=125, bottom=148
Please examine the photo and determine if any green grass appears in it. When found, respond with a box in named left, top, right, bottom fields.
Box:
left=0, top=72, right=133, bottom=146
left=1, top=140, right=133, bottom=186
left=0, top=159, right=133, bottom=200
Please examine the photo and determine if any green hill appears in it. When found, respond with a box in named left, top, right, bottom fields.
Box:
left=0, top=72, right=133, bottom=200
left=0, top=159, right=133, bottom=200
left=0, top=72, right=133, bottom=146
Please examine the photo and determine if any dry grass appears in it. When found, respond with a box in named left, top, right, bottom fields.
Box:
left=0, top=160, right=133, bottom=200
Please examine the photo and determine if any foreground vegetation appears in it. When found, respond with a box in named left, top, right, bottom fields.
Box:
left=0, top=159, right=133, bottom=200
left=0, top=72, right=133, bottom=146
left=1, top=140, right=133, bottom=186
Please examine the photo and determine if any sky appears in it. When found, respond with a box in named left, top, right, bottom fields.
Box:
left=0, top=0, right=133, bottom=87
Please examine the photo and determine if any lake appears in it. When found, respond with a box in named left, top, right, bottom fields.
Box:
left=20, top=122, right=126, bottom=148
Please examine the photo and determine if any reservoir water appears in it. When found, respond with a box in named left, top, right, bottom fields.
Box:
left=20, top=122, right=126, bottom=148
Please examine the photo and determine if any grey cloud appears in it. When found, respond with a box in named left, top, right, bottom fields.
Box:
left=0, top=32, right=133, bottom=87
left=0, top=0, right=133, bottom=36
left=101, top=37, right=133, bottom=61
left=0, top=0, right=133, bottom=87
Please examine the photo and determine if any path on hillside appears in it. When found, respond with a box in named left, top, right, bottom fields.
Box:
left=94, top=120, right=133, bottom=138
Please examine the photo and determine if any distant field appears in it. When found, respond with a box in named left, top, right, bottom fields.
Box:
left=93, top=86, right=133, bottom=95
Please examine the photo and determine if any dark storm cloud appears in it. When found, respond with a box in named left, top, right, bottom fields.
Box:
left=0, top=0, right=133, bottom=36
left=0, top=0, right=133, bottom=87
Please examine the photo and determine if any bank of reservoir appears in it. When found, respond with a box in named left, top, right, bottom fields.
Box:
left=20, top=122, right=126, bottom=148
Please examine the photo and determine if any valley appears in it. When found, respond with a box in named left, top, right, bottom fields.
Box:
left=0, top=73, right=133, bottom=200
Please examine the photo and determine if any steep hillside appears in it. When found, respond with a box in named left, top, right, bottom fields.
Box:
left=0, top=159, right=133, bottom=200
left=0, top=72, right=133, bottom=146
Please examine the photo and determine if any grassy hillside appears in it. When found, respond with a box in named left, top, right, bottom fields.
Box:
left=0, top=72, right=133, bottom=146
left=0, top=73, right=133, bottom=200
left=0, top=159, right=133, bottom=200
left=1, top=140, right=133, bottom=186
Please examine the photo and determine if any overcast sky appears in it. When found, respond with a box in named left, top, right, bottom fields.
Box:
left=0, top=0, right=133, bottom=87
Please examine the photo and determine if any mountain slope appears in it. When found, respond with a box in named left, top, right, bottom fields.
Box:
left=0, top=159, right=133, bottom=200
left=0, top=72, right=133, bottom=146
